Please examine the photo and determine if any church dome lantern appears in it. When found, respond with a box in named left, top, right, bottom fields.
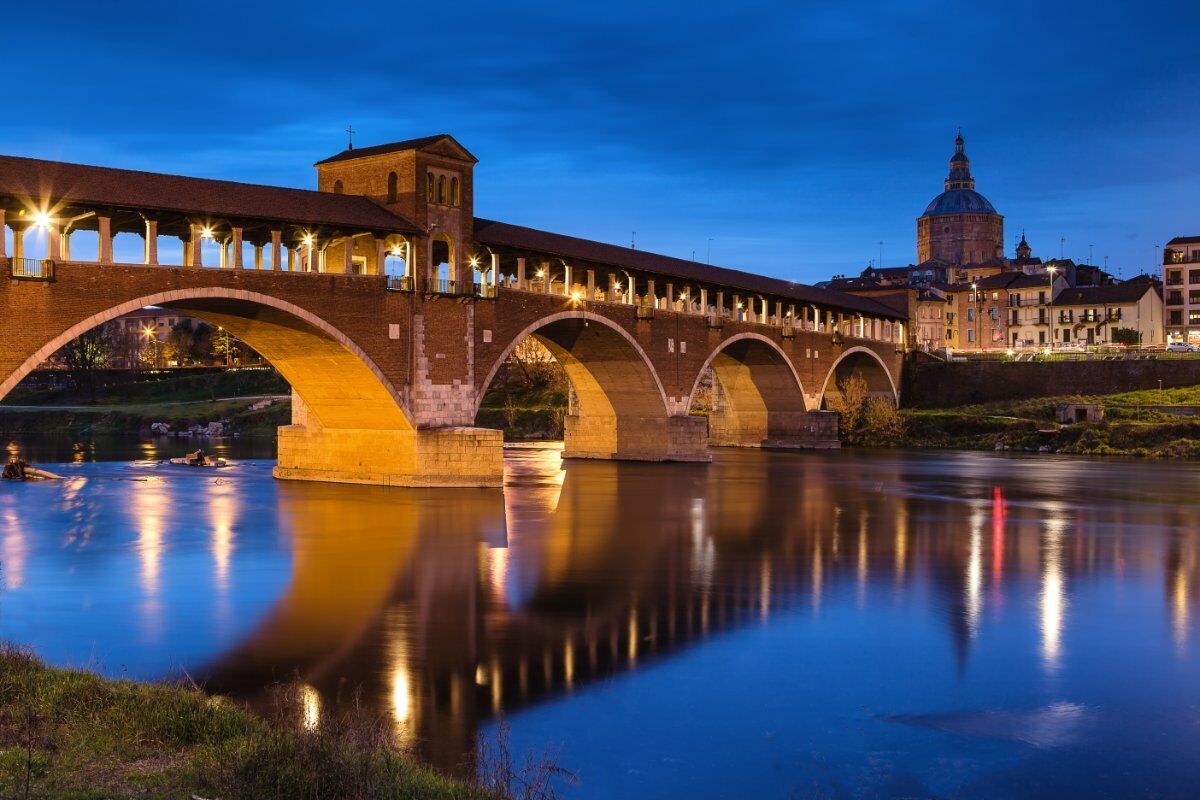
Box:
left=916, top=131, right=1004, bottom=265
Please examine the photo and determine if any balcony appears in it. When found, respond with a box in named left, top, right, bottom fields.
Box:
left=385, top=275, right=414, bottom=292
left=9, top=257, right=54, bottom=281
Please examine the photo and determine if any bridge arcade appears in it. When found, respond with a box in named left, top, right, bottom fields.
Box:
left=0, top=135, right=905, bottom=487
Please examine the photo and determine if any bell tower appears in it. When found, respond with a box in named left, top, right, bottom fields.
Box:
left=315, top=134, right=477, bottom=289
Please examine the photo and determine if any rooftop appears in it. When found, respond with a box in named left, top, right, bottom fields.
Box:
left=0, top=154, right=419, bottom=234
left=1167, top=236, right=1200, bottom=246
left=473, top=218, right=906, bottom=320
left=315, top=134, right=477, bottom=166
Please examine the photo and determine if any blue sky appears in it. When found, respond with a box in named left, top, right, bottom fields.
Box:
left=4, top=0, right=1196, bottom=283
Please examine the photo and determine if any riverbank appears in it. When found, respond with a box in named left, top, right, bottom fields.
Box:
left=0, top=397, right=291, bottom=437
left=0, top=645, right=493, bottom=799
left=896, top=385, right=1200, bottom=458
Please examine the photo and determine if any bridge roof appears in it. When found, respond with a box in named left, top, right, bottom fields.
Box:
left=473, top=218, right=906, bottom=319
left=0, top=155, right=420, bottom=234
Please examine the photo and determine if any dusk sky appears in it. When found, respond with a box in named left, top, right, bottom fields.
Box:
left=5, top=0, right=1197, bottom=283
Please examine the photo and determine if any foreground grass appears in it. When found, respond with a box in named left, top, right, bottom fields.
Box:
left=899, top=385, right=1200, bottom=458
left=0, top=645, right=493, bottom=800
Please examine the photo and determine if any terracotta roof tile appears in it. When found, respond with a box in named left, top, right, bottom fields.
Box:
left=474, top=218, right=905, bottom=319
left=0, top=154, right=419, bottom=233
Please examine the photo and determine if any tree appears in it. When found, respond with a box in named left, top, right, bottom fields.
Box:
left=828, top=371, right=869, bottom=442
left=55, top=327, right=118, bottom=401
left=211, top=326, right=241, bottom=366
left=164, top=320, right=198, bottom=366
left=1111, top=327, right=1141, bottom=346
left=860, top=395, right=906, bottom=447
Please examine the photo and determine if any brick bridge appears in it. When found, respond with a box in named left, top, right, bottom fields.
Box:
left=0, top=134, right=904, bottom=487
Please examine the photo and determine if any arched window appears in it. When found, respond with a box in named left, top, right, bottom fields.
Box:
left=437, top=175, right=446, bottom=204
left=333, top=180, right=344, bottom=194
left=450, top=177, right=459, bottom=206
left=387, top=172, right=398, bottom=203
left=426, top=173, right=434, bottom=202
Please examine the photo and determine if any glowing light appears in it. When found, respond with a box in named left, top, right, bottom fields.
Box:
left=536, top=269, right=545, bottom=277
left=142, top=325, right=155, bottom=338
left=32, top=211, right=51, bottom=230
left=469, top=256, right=480, bottom=268
left=201, top=227, right=214, bottom=239
left=302, top=234, right=314, bottom=247
left=300, top=685, right=321, bottom=731
left=1006, top=348, right=1015, bottom=357
left=570, top=291, right=582, bottom=301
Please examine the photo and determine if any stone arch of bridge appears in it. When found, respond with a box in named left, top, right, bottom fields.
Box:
left=818, top=346, right=899, bottom=409
left=688, top=332, right=812, bottom=447
left=0, top=287, right=414, bottom=432
left=478, top=310, right=707, bottom=461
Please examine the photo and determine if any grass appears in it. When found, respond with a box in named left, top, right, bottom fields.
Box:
left=0, top=398, right=292, bottom=436
left=0, top=644, right=498, bottom=800
left=898, top=384, right=1200, bottom=458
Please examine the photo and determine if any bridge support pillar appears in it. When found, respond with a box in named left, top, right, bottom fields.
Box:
left=707, top=409, right=840, bottom=449
left=274, top=395, right=503, bottom=487
left=562, top=414, right=710, bottom=462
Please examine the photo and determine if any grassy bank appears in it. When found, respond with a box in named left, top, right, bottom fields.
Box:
left=476, top=385, right=568, bottom=441
left=897, top=385, right=1200, bottom=458
left=0, top=398, right=291, bottom=437
left=0, top=645, right=492, bottom=800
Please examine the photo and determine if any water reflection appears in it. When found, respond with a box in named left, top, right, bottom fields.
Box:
left=3, top=448, right=1200, bottom=797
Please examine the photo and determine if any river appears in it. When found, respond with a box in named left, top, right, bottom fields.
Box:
left=0, top=437, right=1197, bottom=798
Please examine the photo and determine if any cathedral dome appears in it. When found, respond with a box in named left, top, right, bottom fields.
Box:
left=922, top=188, right=997, bottom=216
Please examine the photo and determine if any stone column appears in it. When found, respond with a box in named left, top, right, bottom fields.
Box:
left=543, top=261, right=552, bottom=294
left=666, top=283, right=675, bottom=310
left=12, top=226, right=24, bottom=261
left=517, top=257, right=527, bottom=290
left=287, top=247, right=296, bottom=272
left=491, top=253, right=500, bottom=290
left=97, top=216, right=113, bottom=264
left=700, top=288, right=709, bottom=315
left=253, top=243, right=264, bottom=270
left=716, top=291, right=724, bottom=317
left=647, top=280, right=656, bottom=309
left=191, top=226, right=205, bottom=267
left=562, top=264, right=572, bottom=296
left=375, top=237, right=388, bottom=276
left=343, top=236, right=355, bottom=273
left=775, top=300, right=783, bottom=326
left=144, top=219, right=158, bottom=265
left=787, top=303, right=795, bottom=326
left=46, top=222, right=61, bottom=260
left=182, top=235, right=192, bottom=267
left=60, top=229, right=71, bottom=261
left=0, top=209, right=5, bottom=259
left=271, top=230, right=283, bottom=270
left=627, top=276, right=635, bottom=304
left=231, top=227, right=243, bottom=268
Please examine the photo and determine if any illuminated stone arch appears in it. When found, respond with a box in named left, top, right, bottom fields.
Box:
left=478, top=310, right=706, bottom=461
left=689, top=332, right=812, bottom=447
left=818, top=345, right=899, bottom=409
left=0, top=287, right=413, bottom=432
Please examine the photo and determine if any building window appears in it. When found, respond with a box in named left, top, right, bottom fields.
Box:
left=387, top=172, right=398, bottom=203
left=967, top=329, right=975, bottom=343
left=1191, top=269, right=1200, bottom=285
left=1062, top=329, right=1071, bottom=342
left=1190, top=291, right=1200, bottom=305
left=333, top=180, right=344, bottom=194
left=1169, top=290, right=1184, bottom=305
left=967, top=307, right=975, bottom=322
left=1168, top=270, right=1183, bottom=286
left=1191, top=311, right=1200, bottom=325
left=426, top=173, right=434, bottom=202
left=1038, top=331, right=1045, bottom=344
left=1170, top=310, right=1183, bottom=325
left=437, top=176, right=446, bottom=204
left=450, top=177, right=460, bottom=206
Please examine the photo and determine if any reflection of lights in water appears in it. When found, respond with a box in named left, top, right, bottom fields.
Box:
left=209, top=481, right=236, bottom=592
left=386, top=635, right=414, bottom=748
left=992, top=486, right=1007, bottom=580
left=564, top=638, right=575, bottom=688
left=1, top=504, right=27, bottom=590
left=490, top=659, right=502, bottom=712
left=812, top=540, right=823, bottom=612
left=855, top=509, right=867, bottom=607
left=759, top=557, right=771, bottom=620
left=895, top=508, right=908, bottom=580
left=1172, top=563, right=1189, bottom=651
left=689, top=498, right=714, bottom=585
left=1040, top=513, right=1068, bottom=670
left=484, top=544, right=509, bottom=605
left=965, top=504, right=984, bottom=637
left=628, top=606, right=639, bottom=664
left=475, top=664, right=488, bottom=686
left=132, top=480, right=168, bottom=601
left=300, top=684, right=321, bottom=731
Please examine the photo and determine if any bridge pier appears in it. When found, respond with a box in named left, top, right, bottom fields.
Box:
left=707, top=409, right=840, bottom=449
left=274, top=394, right=503, bottom=487
left=562, top=414, right=710, bottom=462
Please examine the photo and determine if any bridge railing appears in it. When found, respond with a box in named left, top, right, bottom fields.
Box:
left=386, top=275, right=414, bottom=292
left=10, top=257, right=54, bottom=281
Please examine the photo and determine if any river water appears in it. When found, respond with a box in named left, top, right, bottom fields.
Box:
left=0, top=438, right=1198, bottom=798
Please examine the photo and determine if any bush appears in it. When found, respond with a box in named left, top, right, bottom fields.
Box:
left=860, top=395, right=906, bottom=446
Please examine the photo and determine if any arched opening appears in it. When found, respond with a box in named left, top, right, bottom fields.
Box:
left=332, top=180, right=344, bottom=194
left=819, top=347, right=898, bottom=410
left=476, top=312, right=707, bottom=461
left=426, top=173, right=434, bottom=203
left=431, top=236, right=453, bottom=291
left=450, top=177, right=459, bottom=206
left=436, top=176, right=446, bottom=205
left=689, top=335, right=817, bottom=448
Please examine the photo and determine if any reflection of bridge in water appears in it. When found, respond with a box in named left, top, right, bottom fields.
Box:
left=199, top=448, right=1200, bottom=775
